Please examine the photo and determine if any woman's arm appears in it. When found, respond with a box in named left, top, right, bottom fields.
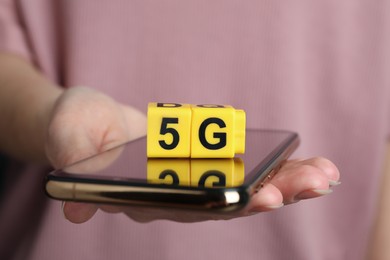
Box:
left=0, top=53, right=147, bottom=166
left=0, top=52, right=62, bottom=163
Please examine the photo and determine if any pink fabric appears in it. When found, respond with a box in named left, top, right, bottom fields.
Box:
left=0, top=0, right=31, bottom=60
left=1, top=0, right=390, bottom=259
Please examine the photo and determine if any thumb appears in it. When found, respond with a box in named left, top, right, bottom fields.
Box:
left=44, top=87, right=132, bottom=168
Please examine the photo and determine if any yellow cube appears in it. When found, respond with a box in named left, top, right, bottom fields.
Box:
left=147, top=103, right=192, bottom=157
left=190, top=158, right=245, bottom=188
left=190, top=105, right=246, bottom=158
left=147, top=159, right=190, bottom=186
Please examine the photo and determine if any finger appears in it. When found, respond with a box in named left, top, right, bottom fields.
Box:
left=46, top=122, right=100, bottom=169
left=290, top=157, right=340, bottom=182
left=100, top=205, right=123, bottom=213
left=122, top=206, right=235, bottom=223
left=120, top=105, right=147, bottom=140
left=63, top=202, right=98, bottom=223
left=45, top=87, right=131, bottom=169
left=271, top=164, right=331, bottom=204
left=247, top=183, right=284, bottom=213
left=65, top=144, right=124, bottom=174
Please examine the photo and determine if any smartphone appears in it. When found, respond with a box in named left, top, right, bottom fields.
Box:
left=45, top=129, right=299, bottom=214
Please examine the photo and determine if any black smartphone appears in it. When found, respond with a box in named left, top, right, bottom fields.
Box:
left=45, top=129, right=299, bottom=214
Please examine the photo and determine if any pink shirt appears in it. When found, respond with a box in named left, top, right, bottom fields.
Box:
left=1, top=0, right=390, bottom=259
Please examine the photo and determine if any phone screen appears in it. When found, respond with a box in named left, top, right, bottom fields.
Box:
left=46, top=129, right=299, bottom=211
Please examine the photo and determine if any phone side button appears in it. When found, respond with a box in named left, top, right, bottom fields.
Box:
left=256, top=169, right=276, bottom=192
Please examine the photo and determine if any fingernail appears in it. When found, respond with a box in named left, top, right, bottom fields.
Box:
left=249, top=203, right=284, bottom=213
left=329, top=180, right=341, bottom=186
left=61, top=201, right=68, bottom=220
left=294, top=189, right=333, bottom=201
left=264, top=203, right=284, bottom=210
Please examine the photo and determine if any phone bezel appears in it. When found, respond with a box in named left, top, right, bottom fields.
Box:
left=45, top=129, right=299, bottom=213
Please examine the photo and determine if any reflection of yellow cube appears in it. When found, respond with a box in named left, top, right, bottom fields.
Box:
left=190, top=105, right=245, bottom=158
left=147, top=159, right=190, bottom=186
left=147, top=103, right=192, bottom=158
left=190, top=158, right=244, bottom=188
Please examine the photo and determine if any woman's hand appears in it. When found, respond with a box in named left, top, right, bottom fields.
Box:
left=45, top=87, right=340, bottom=223
left=45, top=86, right=146, bottom=168
left=61, top=156, right=340, bottom=223
left=44, top=86, right=146, bottom=222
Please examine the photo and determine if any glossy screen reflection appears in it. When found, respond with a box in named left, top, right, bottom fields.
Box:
left=147, top=158, right=244, bottom=188
left=59, top=130, right=297, bottom=189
